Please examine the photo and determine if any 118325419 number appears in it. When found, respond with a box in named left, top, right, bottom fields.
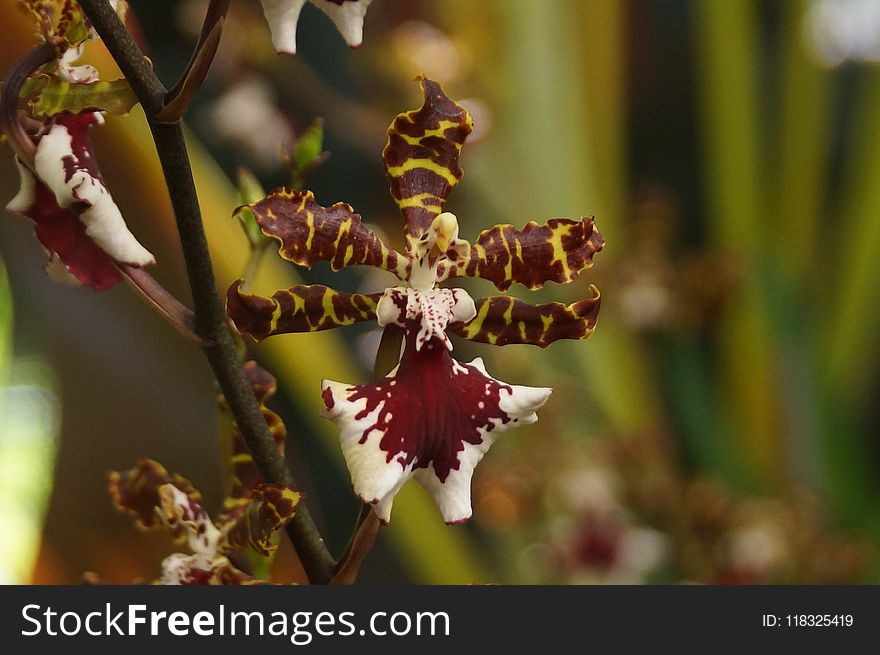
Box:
left=785, top=614, right=853, bottom=627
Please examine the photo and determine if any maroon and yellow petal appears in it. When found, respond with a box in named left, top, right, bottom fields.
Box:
left=439, top=217, right=605, bottom=292
left=217, top=361, right=289, bottom=546
left=219, top=360, right=287, bottom=503
left=449, top=286, right=601, bottom=348
left=383, top=76, right=474, bottom=251
left=245, top=189, right=406, bottom=277
left=108, top=459, right=201, bottom=532
left=219, top=484, right=302, bottom=557
left=227, top=279, right=383, bottom=341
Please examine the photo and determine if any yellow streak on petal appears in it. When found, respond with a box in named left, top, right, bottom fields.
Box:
left=386, top=158, right=459, bottom=186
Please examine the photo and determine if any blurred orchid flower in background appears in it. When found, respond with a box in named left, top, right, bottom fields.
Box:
left=108, top=363, right=300, bottom=585
left=4, top=0, right=152, bottom=290
left=260, top=0, right=374, bottom=55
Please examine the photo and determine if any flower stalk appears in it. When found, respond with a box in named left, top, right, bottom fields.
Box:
left=77, top=0, right=336, bottom=583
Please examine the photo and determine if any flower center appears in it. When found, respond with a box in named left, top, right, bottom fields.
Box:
left=376, top=211, right=476, bottom=350
left=377, top=287, right=475, bottom=351
left=408, top=211, right=470, bottom=291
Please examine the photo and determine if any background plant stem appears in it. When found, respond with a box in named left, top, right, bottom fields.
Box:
left=78, top=0, right=336, bottom=583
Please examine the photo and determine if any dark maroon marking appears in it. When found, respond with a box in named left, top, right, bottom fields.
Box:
left=572, top=514, right=625, bottom=570
left=17, top=172, right=122, bottom=290
left=322, top=386, right=336, bottom=410
left=178, top=560, right=258, bottom=585
left=327, top=323, right=514, bottom=483
left=55, top=113, right=104, bottom=185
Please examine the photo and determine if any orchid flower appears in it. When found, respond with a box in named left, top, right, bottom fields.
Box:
left=109, top=363, right=300, bottom=584
left=260, top=0, right=373, bottom=55
left=4, top=0, right=153, bottom=290
left=227, top=78, right=604, bottom=524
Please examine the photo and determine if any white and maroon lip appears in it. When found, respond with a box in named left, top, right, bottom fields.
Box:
left=321, top=329, right=551, bottom=524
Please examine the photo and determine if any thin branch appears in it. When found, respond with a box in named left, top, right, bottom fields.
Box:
left=240, top=244, right=270, bottom=294
left=157, top=0, right=230, bottom=123
left=78, top=0, right=336, bottom=583
left=0, top=42, right=55, bottom=167
left=118, top=264, right=200, bottom=342
left=330, top=504, right=380, bottom=585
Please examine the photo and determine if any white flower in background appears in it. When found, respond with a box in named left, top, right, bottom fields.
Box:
left=806, top=0, right=880, bottom=66
left=260, top=0, right=374, bottom=54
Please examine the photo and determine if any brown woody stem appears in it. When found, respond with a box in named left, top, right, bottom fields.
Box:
left=78, top=0, right=336, bottom=583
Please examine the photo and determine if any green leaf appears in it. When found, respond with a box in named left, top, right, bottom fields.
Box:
left=19, top=75, right=139, bottom=118
left=293, top=119, right=325, bottom=173
left=236, top=167, right=269, bottom=251
left=284, top=119, right=328, bottom=190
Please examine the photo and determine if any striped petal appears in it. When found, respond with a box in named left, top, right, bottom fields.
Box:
left=449, top=286, right=601, bottom=348
left=23, top=0, right=92, bottom=48
left=438, top=217, right=605, bottom=292
left=219, top=484, right=301, bottom=557
left=321, top=330, right=551, bottom=524
left=245, top=189, right=406, bottom=278
left=227, top=279, right=382, bottom=340
left=220, top=361, right=287, bottom=499
left=215, top=361, right=299, bottom=557
left=383, top=77, right=474, bottom=252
